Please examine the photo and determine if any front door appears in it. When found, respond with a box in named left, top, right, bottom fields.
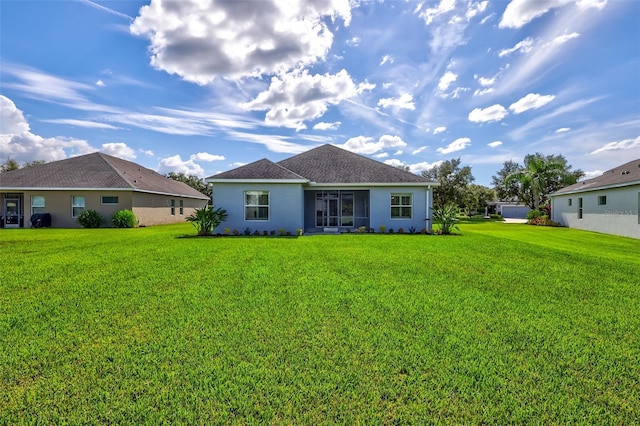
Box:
left=4, top=198, right=21, bottom=227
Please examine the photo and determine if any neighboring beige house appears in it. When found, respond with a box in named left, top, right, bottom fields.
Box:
left=550, top=158, right=640, bottom=239
left=0, top=152, right=209, bottom=228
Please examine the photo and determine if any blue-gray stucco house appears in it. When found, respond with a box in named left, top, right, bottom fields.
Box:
left=205, top=144, right=439, bottom=234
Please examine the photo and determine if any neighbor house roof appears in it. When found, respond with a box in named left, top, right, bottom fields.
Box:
left=0, top=152, right=210, bottom=199
left=207, top=144, right=437, bottom=186
left=552, top=158, right=640, bottom=195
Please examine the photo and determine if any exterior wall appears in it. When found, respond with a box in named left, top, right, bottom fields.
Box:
left=369, top=187, right=431, bottom=232
left=499, top=204, right=530, bottom=219
left=15, top=190, right=133, bottom=228
left=211, top=183, right=304, bottom=234
left=551, top=185, right=640, bottom=239
left=131, top=193, right=208, bottom=226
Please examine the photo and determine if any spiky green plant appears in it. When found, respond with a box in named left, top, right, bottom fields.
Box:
left=186, top=206, right=228, bottom=236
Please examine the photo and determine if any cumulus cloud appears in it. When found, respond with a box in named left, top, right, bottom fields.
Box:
left=377, top=93, right=416, bottom=110
left=0, top=95, right=94, bottom=164
left=101, top=142, right=137, bottom=160
left=437, top=137, right=471, bottom=154
left=498, top=37, right=534, bottom=57
left=499, top=0, right=606, bottom=29
left=130, top=0, right=352, bottom=83
left=157, top=154, right=205, bottom=177
left=509, top=93, right=555, bottom=114
left=433, top=126, right=447, bottom=135
left=95, top=80, right=105, bottom=87
left=409, top=160, right=443, bottom=174
left=487, top=141, right=503, bottom=148
left=477, top=76, right=496, bottom=87
left=473, top=88, right=494, bottom=96
left=468, top=104, right=508, bottom=123
left=243, top=69, right=369, bottom=130
left=583, top=169, right=604, bottom=179
left=420, top=0, right=456, bottom=25
left=339, top=134, right=407, bottom=155
left=192, top=152, right=225, bottom=162
left=590, top=136, right=640, bottom=155
left=313, top=121, right=341, bottom=130
left=437, top=71, right=457, bottom=91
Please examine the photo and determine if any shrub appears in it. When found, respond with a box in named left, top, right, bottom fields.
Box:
left=253, top=230, right=260, bottom=236
left=77, top=209, right=103, bottom=228
left=397, top=228, right=405, bottom=234
left=408, top=226, right=417, bottom=234
left=528, top=215, right=560, bottom=227
left=433, top=204, right=460, bottom=235
left=526, top=209, right=543, bottom=221
left=490, top=214, right=503, bottom=220
left=232, top=229, right=240, bottom=236
left=358, top=226, right=367, bottom=233
left=388, top=228, right=394, bottom=234
left=186, top=206, right=228, bottom=236
left=263, top=230, right=269, bottom=236
left=223, top=228, right=231, bottom=235
left=470, top=214, right=485, bottom=221
left=243, top=227, right=252, bottom=236
left=379, top=225, right=386, bottom=234
left=111, top=210, right=137, bottom=228
left=278, top=228, right=287, bottom=236
left=297, top=228, right=303, bottom=236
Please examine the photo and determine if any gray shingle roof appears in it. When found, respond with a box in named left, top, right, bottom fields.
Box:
left=0, top=152, right=210, bottom=199
left=208, top=158, right=307, bottom=180
left=553, top=158, right=640, bottom=194
left=207, top=144, right=436, bottom=185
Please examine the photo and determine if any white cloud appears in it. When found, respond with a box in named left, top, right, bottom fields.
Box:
left=583, top=169, right=604, bottom=179
left=377, top=93, right=415, bottom=110
left=41, top=118, right=118, bottom=129
left=549, top=32, right=580, bottom=46
left=383, top=159, right=405, bottom=168
left=339, top=134, right=407, bottom=155
left=498, top=0, right=606, bottom=29
left=130, top=0, right=352, bottom=83
left=101, top=142, right=137, bottom=160
left=466, top=1, right=488, bottom=20
left=437, top=137, right=471, bottom=154
left=498, top=37, right=534, bottom=57
left=509, top=93, right=555, bottom=114
left=433, top=126, right=446, bottom=135
left=468, top=104, right=508, bottom=123
left=243, top=69, right=367, bottom=130
left=229, top=162, right=247, bottom=167
left=487, top=141, right=503, bottom=148
left=480, top=12, right=495, bottom=24
left=313, top=121, right=341, bottom=130
left=473, top=88, right=494, bottom=96
left=346, top=36, right=361, bottom=46
left=437, top=71, right=457, bottom=91
left=380, top=55, right=394, bottom=66
left=0, top=95, right=95, bottom=163
left=139, top=149, right=155, bottom=156
left=410, top=160, right=443, bottom=174
left=157, top=154, right=205, bottom=177
left=96, top=80, right=105, bottom=87
left=412, top=146, right=428, bottom=154
left=556, top=127, right=571, bottom=133
left=478, top=76, right=496, bottom=87
left=420, top=0, right=456, bottom=25
left=192, top=152, right=225, bottom=162
left=590, top=136, right=640, bottom=155
left=374, top=152, right=389, bottom=159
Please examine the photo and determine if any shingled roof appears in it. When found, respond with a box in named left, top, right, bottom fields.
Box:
left=553, top=158, right=640, bottom=195
left=208, top=144, right=436, bottom=185
left=0, top=152, right=209, bottom=199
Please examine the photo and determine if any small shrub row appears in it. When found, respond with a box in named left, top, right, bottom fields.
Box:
left=77, top=209, right=137, bottom=228
left=220, top=227, right=300, bottom=237
left=528, top=215, right=560, bottom=226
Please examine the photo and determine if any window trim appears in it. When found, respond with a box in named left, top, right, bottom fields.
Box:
left=71, top=196, right=85, bottom=218
left=31, top=195, right=45, bottom=215
left=598, top=195, right=607, bottom=206
left=179, top=199, right=184, bottom=215
left=390, top=193, right=413, bottom=219
left=244, top=190, right=270, bottom=221
left=577, top=197, right=583, bottom=219
left=568, top=198, right=572, bottom=207
left=101, top=196, right=119, bottom=205
left=171, top=199, right=175, bottom=216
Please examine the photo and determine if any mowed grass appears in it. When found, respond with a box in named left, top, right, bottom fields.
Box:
left=1, top=222, right=638, bottom=424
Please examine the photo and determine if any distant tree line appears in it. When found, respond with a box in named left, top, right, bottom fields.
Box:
left=0, top=159, right=46, bottom=173
left=164, top=172, right=212, bottom=199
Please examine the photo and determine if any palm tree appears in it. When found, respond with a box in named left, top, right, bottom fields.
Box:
left=506, top=154, right=566, bottom=210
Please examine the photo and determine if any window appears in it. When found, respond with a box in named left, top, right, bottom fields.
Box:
left=598, top=195, right=607, bottom=206
left=391, top=193, right=412, bottom=219
left=245, top=191, right=269, bottom=221
left=179, top=200, right=184, bottom=215
left=101, top=196, right=119, bottom=205
left=31, top=196, right=45, bottom=215
left=72, top=196, right=85, bottom=218
left=171, top=199, right=175, bottom=216
left=568, top=198, right=572, bottom=207
left=578, top=197, right=583, bottom=219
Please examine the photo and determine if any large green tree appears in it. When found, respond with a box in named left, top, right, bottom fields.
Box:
left=422, top=158, right=474, bottom=208
left=491, top=160, right=522, bottom=202
left=462, top=184, right=496, bottom=216
left=0, top=159, right=20, bottom=173
left=165, top=172, right=212, bottom=199
left=502, top=153, right=584, bottom=210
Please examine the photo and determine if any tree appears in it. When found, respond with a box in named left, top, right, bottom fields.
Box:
left=0, top=159, right=20, bottom=173
left=462, top=184, right=496, bottom=216
left=422, top=158, right=474, bottom=208
left=505, top=153, right=584, bottom=210
left=491, top=160, right=522, bottom=202
left=165, top=172, right=212, bottom=199
left=23, top=160, right=47, bottom=168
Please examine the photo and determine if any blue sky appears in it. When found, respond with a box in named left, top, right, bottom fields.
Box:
left=1, top=0, right=638, bottom=186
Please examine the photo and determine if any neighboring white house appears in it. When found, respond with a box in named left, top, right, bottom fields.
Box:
left=550, top=159, right=640, bottom=239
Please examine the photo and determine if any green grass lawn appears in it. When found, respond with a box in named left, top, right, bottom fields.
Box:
left=1, top=222, right=639, bottom=423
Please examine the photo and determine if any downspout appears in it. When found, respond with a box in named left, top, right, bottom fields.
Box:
left=426, top=186, right=431, bottom=233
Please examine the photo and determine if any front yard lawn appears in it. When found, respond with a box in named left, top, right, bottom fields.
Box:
left=1, top=222, right=638, bottom=423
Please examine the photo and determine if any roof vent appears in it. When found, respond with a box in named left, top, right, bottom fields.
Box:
left=621, top=170, right=630, bottom=175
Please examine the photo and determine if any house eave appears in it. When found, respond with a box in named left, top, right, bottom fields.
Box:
left=206, top=179, right=309, bottom=184
left=306, top=182, right=438, bottom=188
left=0, top=187, right=209, bottom=200
left=550, top=180, right=640, bottom=197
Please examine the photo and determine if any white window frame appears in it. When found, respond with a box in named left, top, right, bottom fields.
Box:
left=72, top=196, right=85, bottom=218
left=179, top=200, right=184, bottom=215
left=171, top=199, right=175, bottom=216
left=31, top=195, right=45, bottom=215
left=391, top=193, right=412, bottom=219
left=245, top=190, right=270, bottom=221
left=101, top=196, right=119, bottom=205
